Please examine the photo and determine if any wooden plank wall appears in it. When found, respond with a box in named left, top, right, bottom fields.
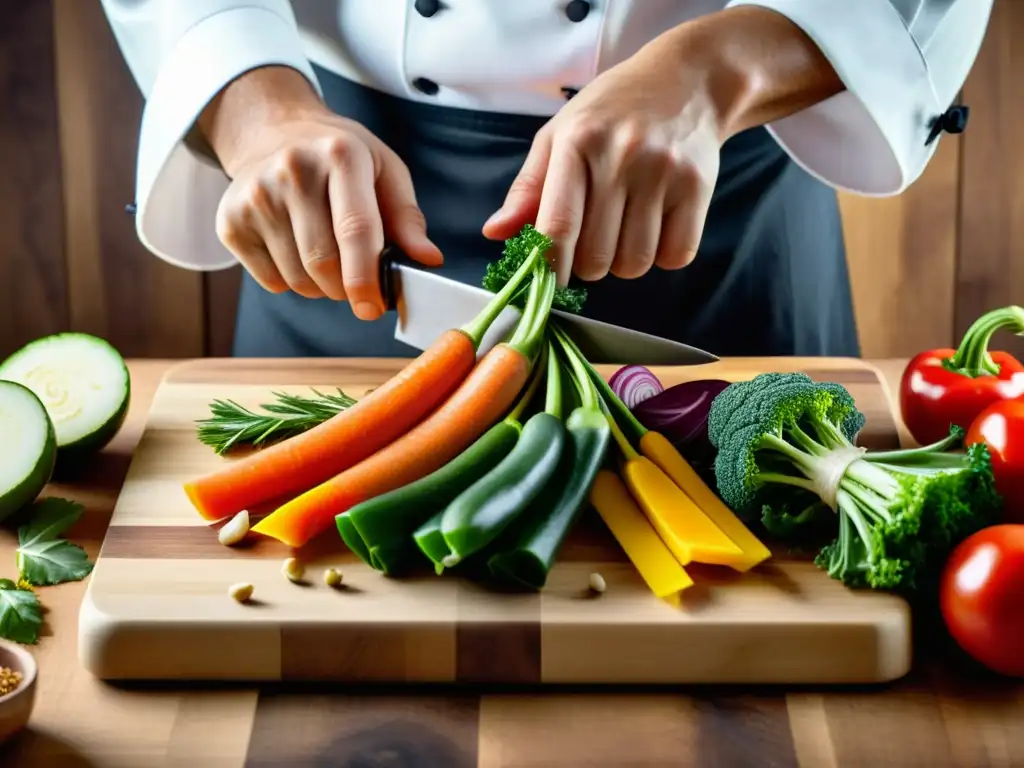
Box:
left=1, top=0, right=1020, bottom=361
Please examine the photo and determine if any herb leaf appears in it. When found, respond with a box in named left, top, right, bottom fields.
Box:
left=195, top=388, right=357, bottom=455
left=16, top=498, right=94, bottom=586
left=0, top=584, right=42, bottom=645
left=17, top=540, right=94, bottom=586
left=17, top=498, right=85, bottom=542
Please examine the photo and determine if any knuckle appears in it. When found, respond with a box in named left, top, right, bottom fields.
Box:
left=391, top=202, right=427, bottom=230
left=615, top=125, right=647, bottom=160
left=672, top=158, right=705, bottom=196
left=246, top=179, right=277, bottom=218
left=333, top=208, right=376, bottom=244
left=303, top=245, right=340, bottom=271
left=565, top=118, right=605, bottom=152
left=325, top=134, right=359, bottom=166
left=272, top=148, right=313, bottom=189
left=611, top=253, right=654, bottom=279
left=539, top=212, right=578, bottom=239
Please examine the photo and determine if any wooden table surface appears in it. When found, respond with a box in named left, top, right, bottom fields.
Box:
left=5, top=359, right=1024, bottom=768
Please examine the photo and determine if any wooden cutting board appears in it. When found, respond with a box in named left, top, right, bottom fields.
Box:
left=78, top=357, right=913, bottom=685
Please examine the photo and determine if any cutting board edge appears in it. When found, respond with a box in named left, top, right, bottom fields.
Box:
left=158, top=355, right=887, bottom=383
left=77, top=583, right=913, bottom=684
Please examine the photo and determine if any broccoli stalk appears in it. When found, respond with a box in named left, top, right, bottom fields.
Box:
left=707, top=373, right=1002, bottom=593
left=482, top=224, right=588, bottom=314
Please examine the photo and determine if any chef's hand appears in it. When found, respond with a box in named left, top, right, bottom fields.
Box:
left=198, top=66, right=442, bottom=319
left=482, top=7, right=843, bottom=287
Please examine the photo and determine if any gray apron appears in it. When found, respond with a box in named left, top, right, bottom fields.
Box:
left=233, top=66, right=860, bottom=358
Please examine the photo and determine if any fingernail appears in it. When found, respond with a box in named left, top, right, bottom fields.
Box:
left=354, top=301, right=382, bottom=321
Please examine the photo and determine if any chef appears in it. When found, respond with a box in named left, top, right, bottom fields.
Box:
left=101, top=0, right=992, bottom=358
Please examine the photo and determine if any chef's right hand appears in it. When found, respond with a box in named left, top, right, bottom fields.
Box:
left=198, top=66, right=443, bottom=320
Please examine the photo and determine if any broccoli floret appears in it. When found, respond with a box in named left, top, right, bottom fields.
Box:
left=707, top=372, right=1002, bottom=594
left=482, top=224, right=588, bottom=314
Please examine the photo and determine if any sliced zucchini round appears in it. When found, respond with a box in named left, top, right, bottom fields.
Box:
left=0, top=381, right=56, bottom=521
left=0, top=333, right=130, bottom=455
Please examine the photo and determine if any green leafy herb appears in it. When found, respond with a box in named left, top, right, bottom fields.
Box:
left=0, top=581, right=42, bottom=645
left=482, top=224, right=588, bottom=314
left=195, top=388, right=358, bottom=455
left=16, top=498, right=94, bottom=586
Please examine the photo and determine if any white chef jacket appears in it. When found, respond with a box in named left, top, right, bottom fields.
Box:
left=100, top=0, right=993, bottom=273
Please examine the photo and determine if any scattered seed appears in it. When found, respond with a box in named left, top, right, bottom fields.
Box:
left=228, top=582, right=254, bottom=603
left=324, top=568, right=343, bottom=587
left=0, top=666, right=22, bottom=696
left=218, top=510, right=250, bottom=546
left=281, top=557, right=305, bottom=583
left=588, top=572, right=606, bottom=594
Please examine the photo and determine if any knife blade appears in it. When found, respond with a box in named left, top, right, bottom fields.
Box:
left=378, top=246, right=718, bottom=366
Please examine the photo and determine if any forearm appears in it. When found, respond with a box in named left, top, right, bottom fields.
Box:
left=653, top=5, right=844, bottom=140
left=197, top=65, right=326, bottom=176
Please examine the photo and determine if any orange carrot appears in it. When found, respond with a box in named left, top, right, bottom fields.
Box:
left=184, top=228, right=554, bottom=522
left=184, top=329, right=476, bottom=521
left=251, top=343, right=532, bottom=547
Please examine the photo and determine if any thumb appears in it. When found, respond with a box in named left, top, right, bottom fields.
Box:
left=482, top=129, right=553, bottom=240
left=377, top=153, right=444, bottom=267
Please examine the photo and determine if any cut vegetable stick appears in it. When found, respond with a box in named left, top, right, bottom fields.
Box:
left=251, top=343, right=532, bottom=548
left=589, top=469, right=693, bottom=604
left=184, top=329, right=476, bottom=521
left=640, top=431, right=771, bottom=572
left=623, top=456, right=743, bottom=566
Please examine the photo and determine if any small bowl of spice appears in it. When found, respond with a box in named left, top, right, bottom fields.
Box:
left=0, top=639, right=36, bottom=743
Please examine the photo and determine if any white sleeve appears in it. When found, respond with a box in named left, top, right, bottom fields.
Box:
left=100, top=0, right=323, bottom=270
left=724, top=0, right=994, bottom=197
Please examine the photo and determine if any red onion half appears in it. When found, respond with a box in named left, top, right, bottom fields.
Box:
left=608, top=365, right=664, bottom=408
left=631, top=379, right=732, bottom=458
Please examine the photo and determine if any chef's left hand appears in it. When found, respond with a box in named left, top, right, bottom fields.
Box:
left=482, top=31, right=725, bottom=287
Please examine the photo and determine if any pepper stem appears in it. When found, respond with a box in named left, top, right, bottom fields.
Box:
left=944, top=305, right=1024, bottom=377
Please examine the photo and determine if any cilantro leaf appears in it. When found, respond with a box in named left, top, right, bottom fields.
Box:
left=0, top=585, right=42, bottom=645
left=17, top=497, right=85, bottom=542
left=17, top=540, right=94, bottom=586
left=16, top=497, right=93, bottom=586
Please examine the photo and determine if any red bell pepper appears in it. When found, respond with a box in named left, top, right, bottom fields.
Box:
left=900, top=305, right=1024, bottom=446
left=967, top=400, right=1024, bottom=522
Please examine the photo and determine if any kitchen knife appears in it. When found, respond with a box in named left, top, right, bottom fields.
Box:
left=378, top=246, right=718, bottom=366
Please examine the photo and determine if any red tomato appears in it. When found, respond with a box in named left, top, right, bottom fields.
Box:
left=966, top=399, right=1024, bottom=522
left=940, top=525, right=1024, bottom=677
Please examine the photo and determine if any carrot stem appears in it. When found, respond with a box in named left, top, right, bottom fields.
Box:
left=508, top=264, right=556, bottom=361
left=461, top=244, right=545, bottom=348
left=507, top=345, right=547, bottom=426
left=544, top=339, right=563, bottom=420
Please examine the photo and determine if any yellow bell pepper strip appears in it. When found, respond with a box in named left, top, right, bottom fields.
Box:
left=589, top=468, right=693, bottom=605
left=606, top=410, right=742, bottom=566
left=557, top=324, right=770, bottom=569
left=640, top=431, right=771, bottom=572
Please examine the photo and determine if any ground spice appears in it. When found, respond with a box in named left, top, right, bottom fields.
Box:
left=0, top=667, right=22, bottom=696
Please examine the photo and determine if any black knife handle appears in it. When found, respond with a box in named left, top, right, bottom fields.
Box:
left=378, top=244, right=408, bottom=312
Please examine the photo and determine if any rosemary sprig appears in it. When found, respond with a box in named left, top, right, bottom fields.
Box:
left=196, top=388, right=357, bottom=455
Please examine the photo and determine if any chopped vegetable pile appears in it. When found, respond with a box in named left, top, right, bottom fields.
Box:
left=179, top=227, right=1023, bottom=678
left=190, top=224, right=771, bottom=602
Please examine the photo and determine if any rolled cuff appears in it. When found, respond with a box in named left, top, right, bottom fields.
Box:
left=134, top=6, right=321, bottom=271
left=726, top=0, right=944, bottom=197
